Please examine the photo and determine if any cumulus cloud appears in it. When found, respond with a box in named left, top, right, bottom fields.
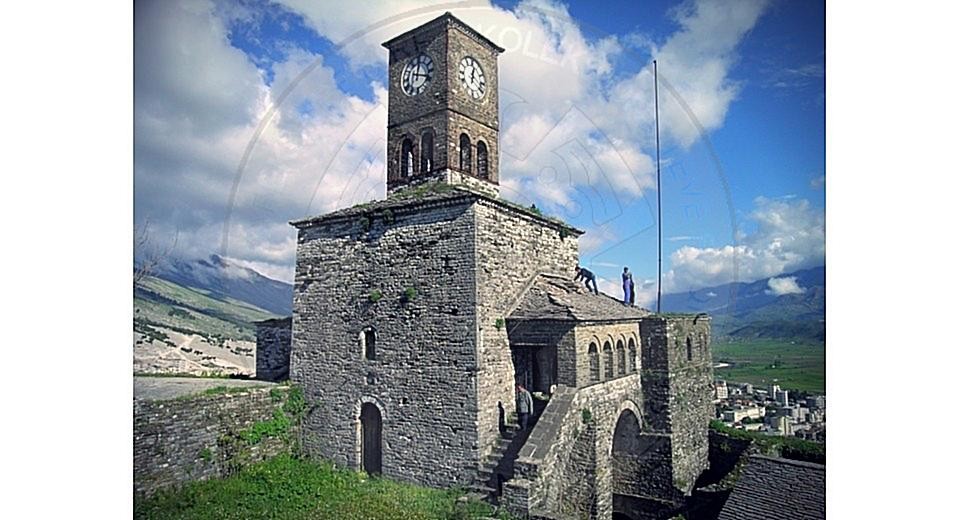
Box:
left=765, top=276, right=805, bottom=296
left=135, top=0, right=771, bottom=282
left=665, top=196, right=825, bottom=292
left=135, top=0, right=388, bottom=282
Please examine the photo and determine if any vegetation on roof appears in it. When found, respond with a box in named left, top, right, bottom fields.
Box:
left=709, top=420, right=825, bottom=465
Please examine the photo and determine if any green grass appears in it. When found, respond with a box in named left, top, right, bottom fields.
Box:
left=712, top=340, right=825, bottom=393
left=135, top=454, right=508, bottom=520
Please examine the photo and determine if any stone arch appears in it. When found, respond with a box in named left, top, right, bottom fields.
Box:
left=609, top=399, right=646, bottom=503
left=399, top=137, right=414, bottom=178
left=476, top=140, right=489, bottom=179
left=359, top=403, right=382, bottom=475
left=602, top=340, right=614, bottom=380
left=588, top=341, right=600, bottom=382
left=359, top=327, right=376, bottom=360
left=627, top=336, right=637, bottom=373
left=459, top=133, right=471, bottom=172
left=355, top=396, right=387, bottom=473
left=419, top=129, right=434, bottom=173
left=615, top=338, right=626, bottom=376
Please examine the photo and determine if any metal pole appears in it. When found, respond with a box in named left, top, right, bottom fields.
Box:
left=654, top=60, right=662, bottom=314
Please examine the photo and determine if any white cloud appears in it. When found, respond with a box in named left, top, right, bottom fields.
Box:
left=665, top=196, right=825, bottom=291
left=135, top=0, right=390, bottom=282
left=765, top=276, right=805, bottom=296
left=135, top=0, right=771, bottom=281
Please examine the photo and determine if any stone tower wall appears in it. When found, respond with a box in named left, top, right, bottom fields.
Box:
left=385, top=16, right=501, bottom=191
left=473, top=200, right=579, bottom=458
left=639, top=315, right=714, bottom=492
left=290, top=199, right=482, bottom=488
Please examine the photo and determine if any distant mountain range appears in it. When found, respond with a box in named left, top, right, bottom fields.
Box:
left=661, top=266, right=825, bottom=343
left=151, top=255, right=293, bottom=316
left=133, top=255, right=293, bottom=375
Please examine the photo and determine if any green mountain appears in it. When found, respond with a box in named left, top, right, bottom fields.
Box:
left=662, top=266, right=825, bottom=344
left=134, top=276, right=280, bottom=344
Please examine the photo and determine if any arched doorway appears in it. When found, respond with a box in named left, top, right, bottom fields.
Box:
left=360, top=403, right=382, bottom=475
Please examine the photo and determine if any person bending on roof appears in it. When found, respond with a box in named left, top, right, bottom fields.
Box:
left=574, top=265, right=599, bottom=295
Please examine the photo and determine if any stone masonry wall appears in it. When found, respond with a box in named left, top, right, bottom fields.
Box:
left=575, top=322, right=641, bottom=388
left=640, top=315, right=714, bottom=493
left=473, top=200, right=579, bottom=460
left=256, top=317, right=292, bottom=382
left=291, top=199, right=481, bottom=488
left=505, top=376, right=644, bottom=520
left=133, top=386, right=294, bottom=497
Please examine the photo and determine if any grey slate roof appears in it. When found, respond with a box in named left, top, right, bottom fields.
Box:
left=508, top=273, right=650, bottom=322
left=289, top=184, right=581, bottom=234
left=718, top=455, right=825, bottom=520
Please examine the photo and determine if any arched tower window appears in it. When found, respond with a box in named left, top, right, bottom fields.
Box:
left=588, top=342, right=599, bottom=382
left=616, top=340, right=626, bottom=376
left=476, top=140, right=489, bottom=179
left=603, top=341, right=613, bottom=380
left=420, top=130, right=434, bottom=173
left=686, top=336, right=693, bottom=362
left=361, top=328, right=376, bottom=360
left=459, top=133, right=471, bottom=172
left=628, top=337, right=637, bottom=373
left=400, top=138, right=414, bottom=178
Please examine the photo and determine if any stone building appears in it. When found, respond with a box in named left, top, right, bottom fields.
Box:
left=284, top=13, right=715, bottom=519
left=254, top=317, right=292, bottom=382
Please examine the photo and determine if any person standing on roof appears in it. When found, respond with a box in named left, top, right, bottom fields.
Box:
left=622, top=267, right=633, bottom=305
left=575, top=264, right=599, bottom=295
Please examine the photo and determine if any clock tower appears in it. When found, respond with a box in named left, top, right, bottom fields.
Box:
left=382, top=12, right=504, bottom=196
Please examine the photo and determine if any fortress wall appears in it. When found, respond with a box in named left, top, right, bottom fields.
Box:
left=473, top=200, right=579, bottom=459
left=291, top=200, right=481, bottom=488
left=133, top=386, right=293, bottom=498
left=640, top=315, right=715, bottom=491
left=255, top=317, right=291, bottom=382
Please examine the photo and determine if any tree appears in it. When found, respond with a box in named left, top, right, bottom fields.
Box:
left=134, top=219, right=178, bottom=288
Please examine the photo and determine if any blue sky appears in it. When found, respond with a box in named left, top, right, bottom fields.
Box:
left=134, top=0, right=825, bottom=307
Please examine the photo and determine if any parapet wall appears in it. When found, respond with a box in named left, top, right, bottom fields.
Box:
left=256, top=317, right=292, bottom=381
left=133, top=386, right=296, bottom=497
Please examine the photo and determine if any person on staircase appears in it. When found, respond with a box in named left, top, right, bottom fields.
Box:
left=516, top=384, right=534, bottom=432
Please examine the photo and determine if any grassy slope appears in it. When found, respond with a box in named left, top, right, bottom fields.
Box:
left=135, top=454, right=506, bottom=520
left=134, top=276, right=278, bottom=342
left=712, top=340, right=825, bottom=394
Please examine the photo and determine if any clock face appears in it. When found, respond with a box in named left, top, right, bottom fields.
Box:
left=401, top=54, right=434, bottom=96
left=458, top=56, right=486, bottom=99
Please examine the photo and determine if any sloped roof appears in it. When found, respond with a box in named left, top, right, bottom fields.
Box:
left=718, top=455, right=825, bottom=520
left=508, top=273, right=650, bottom=322
left=290, top=184, right=581, bottom=234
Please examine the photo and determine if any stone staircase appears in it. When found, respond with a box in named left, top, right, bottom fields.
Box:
left=468, top=420, right=534, bottom=504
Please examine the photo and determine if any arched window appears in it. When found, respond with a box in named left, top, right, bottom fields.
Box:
left=459, top=133, right=471, bottom=172
left=420, top=130, right=434, bottom=173
left=686, top=336, right=693, bottom=361
left=400, top=138, right=414, bottom=178
left=628, top=337, right=637, bottom=373
left=616, top=340, right=626, bottom=376
left=361, top=328, right=376, bottom=360
left=476, top=140, right=489, bottom=179
left=588, top=342, right=599, bottom=382
left=603, top=341, right=614, bottom=380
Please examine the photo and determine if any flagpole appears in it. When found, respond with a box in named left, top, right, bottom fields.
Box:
left=654, top=60, right=662, bottom=314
